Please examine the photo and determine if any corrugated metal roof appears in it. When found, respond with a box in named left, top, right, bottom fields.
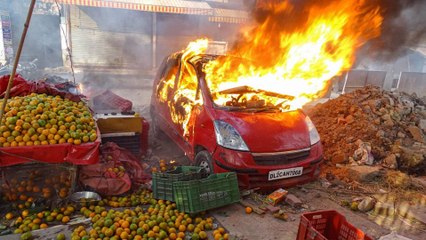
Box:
left=42, top=0, right=213, bottom=15
left=110, top=0, right=211, bottom=9
left=213, top=8, right=248, bottom=18
left=209, top=8, right=249, bottom=24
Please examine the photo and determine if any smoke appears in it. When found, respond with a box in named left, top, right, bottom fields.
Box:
left=364, top=0, right=426, bottom=60
left=9, top=1, right=63, bottom=69
left=74, top=6, right=239, bottom=111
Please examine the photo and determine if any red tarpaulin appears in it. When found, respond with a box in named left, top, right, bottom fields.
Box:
left=0, top=75, right=100, bottom=167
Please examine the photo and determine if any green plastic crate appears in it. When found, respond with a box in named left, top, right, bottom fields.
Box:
left=152, top=166, right=206, bottom=201
left=173, top=172, right=240, bottom=213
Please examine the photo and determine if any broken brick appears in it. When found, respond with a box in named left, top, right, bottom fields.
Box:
left=285, top=194, right=302, bottom=208
left=265, top=205, right=280, bottom=213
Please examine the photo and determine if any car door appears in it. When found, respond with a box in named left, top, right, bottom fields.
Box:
left=170, top=60, right=200, bottom=154
left=153, top=57, right=179, bottom=138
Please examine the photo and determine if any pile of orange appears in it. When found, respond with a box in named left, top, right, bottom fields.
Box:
left=0, top=93, right=97, bottom=147
left=2, top=189, right=231, bottom=240
left=70, top=189, right=230, bottom=240
left=1, top=168, right=72, bottom=205
left=10, top=205, right=75, bottom=234
left=151, top=159, right=176, bottom=173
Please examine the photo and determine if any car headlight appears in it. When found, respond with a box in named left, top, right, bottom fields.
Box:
left=305, top=116, right=320, bottom=145
left=213, top=120, right=249, bottom=151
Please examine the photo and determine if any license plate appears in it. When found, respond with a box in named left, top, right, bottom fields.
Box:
left=268, top=167, right=303, bottom=181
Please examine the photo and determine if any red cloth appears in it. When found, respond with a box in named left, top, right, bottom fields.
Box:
left=0, top=75, right=84, bottom=101
left=0, top=75, right=100, bottom=166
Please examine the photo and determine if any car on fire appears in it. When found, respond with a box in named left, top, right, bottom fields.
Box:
left=150, top=52, right=323, bottom=190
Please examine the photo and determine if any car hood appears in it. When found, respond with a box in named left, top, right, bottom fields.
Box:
left=214, top=109, right=311, bottom=152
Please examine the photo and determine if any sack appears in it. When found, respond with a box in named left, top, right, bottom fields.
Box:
left=79, top=142, right=150, bottom=196
left=100, top=142, right=151, bottom=188
left=79, top=161, right=131, bottom=196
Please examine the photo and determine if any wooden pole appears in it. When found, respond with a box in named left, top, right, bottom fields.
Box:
left=0, top=0, right=37, bottom=124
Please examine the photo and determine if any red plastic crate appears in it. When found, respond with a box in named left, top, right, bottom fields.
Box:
left=93, top=90, right=132, bottom=112
left=297, top=210, right=373, bottom=240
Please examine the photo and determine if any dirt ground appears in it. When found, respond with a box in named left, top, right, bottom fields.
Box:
left=146, top=130, right=426, bottom=240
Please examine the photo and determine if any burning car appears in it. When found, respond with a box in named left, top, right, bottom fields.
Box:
left=150, top=41, right=324, bottom=190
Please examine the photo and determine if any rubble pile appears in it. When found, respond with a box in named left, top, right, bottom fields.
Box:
left=308, top=86, right=426, bottom=175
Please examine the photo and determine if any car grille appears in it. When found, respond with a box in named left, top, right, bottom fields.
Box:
left=252, top=148, right=311, bottom=166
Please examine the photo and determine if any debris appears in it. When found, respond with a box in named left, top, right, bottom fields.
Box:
left=307, top=86, right=426, bottom=176
left=331, top=151, right=347, bottom=164
left=240, top=188, right=260, bottom=197
left=320, top=179, right=331, bottom=189
left=301, top=204, right=309, bottom=209
left=357, top=197, right=376, bottom=212
left=412, top=176, right=426, bottom=189
left=239, top=200, right=265, bottom=215
left=347, top=165, right=384, bottom=183
left=378, top=232, right=413, bottom=240
left=353, top=140, right=374, bottom=165
left=419, top=119, right=426, bottom=132
left=407, top=126, right=425, bottom=143
left=266, top=188, right=288, bottom=206
left=350, top=201, right=359, bottom=211
left=265, top=205, right=281, bottom=213
left=273, top=210, right=289, bottom=221
left=373, top=202, right=396, bottom=217
left=385, top=171, right=411, bottom=188
left=379, top=189, right=388, bottom=194
left=382, top=154, right=398, bottom=169
left=285, top=194, right=302, bottom=208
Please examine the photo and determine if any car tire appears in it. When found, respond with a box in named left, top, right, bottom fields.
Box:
left=195, top=150, right=214, bottom=175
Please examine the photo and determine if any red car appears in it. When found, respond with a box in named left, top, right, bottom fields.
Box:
left=150, top=53, right=323, bottom=190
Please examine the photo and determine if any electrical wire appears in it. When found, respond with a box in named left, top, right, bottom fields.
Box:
left=54, top=0, right=76, bottom=84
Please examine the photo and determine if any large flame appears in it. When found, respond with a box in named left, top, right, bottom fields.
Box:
left=157, top=39, right=208, bottom=136
left=159, top=1, right=384, bottom=135
left=204, top=0, right=383, bottom=109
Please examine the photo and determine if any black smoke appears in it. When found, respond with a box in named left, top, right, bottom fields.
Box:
left=366, top=0, right=426, bottom=60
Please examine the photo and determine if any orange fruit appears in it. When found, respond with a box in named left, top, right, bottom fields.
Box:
left=148, top=230, right=156, bottom=238
left=33, top=218, right=41, bottom=224
left=121, top=220, right=130, bottom=229
left=214, top=233, right=223, bottom=240
left=62, top=216, right=70, bottom=223
left=199, top=231, right=207, bottom=239
left=245, top=207, right=253, bottom=214
left=21, top=210, right=29, bottom=218
left=178, top=225, right=186, bottom=232
left=5, top=212, right=14, bottom=220
left=177, top=232, right=185, bottom=238
left=120, top=231, right=129, bottom=239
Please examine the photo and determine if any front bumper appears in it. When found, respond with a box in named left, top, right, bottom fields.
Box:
left=211, top=143, right=323, bottom=190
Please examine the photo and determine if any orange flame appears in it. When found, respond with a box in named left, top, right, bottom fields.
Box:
left=157, top=39, right=208, bottom=136
left=160, top=1, right=384, bottom=135
left=203, top=0, right=383, bottom=109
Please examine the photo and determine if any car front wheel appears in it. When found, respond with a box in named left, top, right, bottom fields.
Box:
left=195, top=150, right=213, bottom=174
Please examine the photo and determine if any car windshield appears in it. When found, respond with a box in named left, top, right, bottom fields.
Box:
left=212, top=85, right=294, bottom=112
left=200, top=56, right=295, bottom=112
